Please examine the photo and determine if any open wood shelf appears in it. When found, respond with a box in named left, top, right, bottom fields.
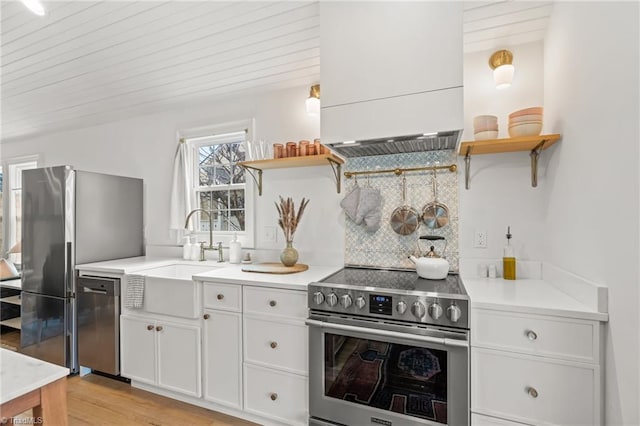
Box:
left=238, top=153, right=345, bottom=195
left=0, top=295, right=21, bottom=305
left=0, top=317, right=21, bottom=330
left=459, top=134, right=561, bottom=156
left=458, top=134, right=561, bottom=189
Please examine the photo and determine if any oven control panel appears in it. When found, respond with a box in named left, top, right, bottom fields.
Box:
left=308, top=285, right=469, bottom=329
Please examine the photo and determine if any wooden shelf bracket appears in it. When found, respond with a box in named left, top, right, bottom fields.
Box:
left=530, top=141, right=546, bottom=188
left=242, top=165, right=263, bottom=196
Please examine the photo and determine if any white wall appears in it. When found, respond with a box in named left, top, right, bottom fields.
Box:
left=0, top=85, right=345, bottom=265
left=543, top=2, right=639, bottom=424
left=459, top=42, right=546, bottom=264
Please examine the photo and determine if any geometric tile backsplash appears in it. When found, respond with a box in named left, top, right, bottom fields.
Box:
left=343, top=150, right=459, bottom=271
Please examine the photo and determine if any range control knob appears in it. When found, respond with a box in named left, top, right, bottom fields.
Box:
left=396, top=301, right=408, bottom=315
left=340, top=294, right=353, bottom=308
left=326, top=292, right=338, bottom=307
left=312, top=291, right=325, bottom=305
left=355, top=296, right=366, bottom=309
left=447, top=304, right=462, bottom=323
left=411, top=301, right=426, bottom=319
left=428, top=303, right=443, bottom=320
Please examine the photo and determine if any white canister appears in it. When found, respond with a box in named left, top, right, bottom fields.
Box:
left=229, top=233, right=241, bottom=264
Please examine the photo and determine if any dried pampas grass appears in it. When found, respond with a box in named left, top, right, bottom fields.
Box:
left=275, top=196, right=310, bottom=242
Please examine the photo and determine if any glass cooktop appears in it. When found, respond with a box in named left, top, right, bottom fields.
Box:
left=320, top=267, right=467, bottom=296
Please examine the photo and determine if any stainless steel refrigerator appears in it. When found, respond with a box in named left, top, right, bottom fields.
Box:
left=20, top=166, right=143, bottom=373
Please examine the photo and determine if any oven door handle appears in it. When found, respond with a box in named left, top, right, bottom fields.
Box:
left=305, top=319, right=468, bottom=348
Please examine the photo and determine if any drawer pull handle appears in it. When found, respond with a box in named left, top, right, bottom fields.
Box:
left=526, top=387, right=539, bottom=398
left=203, top=314, right=210, bottom=320
left=156, top=325, right=163, bottom=332
left=270, top=393, right=278, bottom=401
left=217, top=294, right=224, bottom=300
left=147, top=325, right=154, bottom=331
left=269, top=300, right=277, bottom=307
left=270, top=341, right=278, bottom=349
left=526, top=330, right=538, bottom=341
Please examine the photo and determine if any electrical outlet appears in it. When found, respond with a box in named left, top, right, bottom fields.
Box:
left=264, top=226, right=277, bottom=242
left=474, top=230, right=488, bottom=248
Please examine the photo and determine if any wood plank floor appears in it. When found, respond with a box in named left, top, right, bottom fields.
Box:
left=13, top=374, right=259, bottom=426
left=67, top=374, right=259, bottom=426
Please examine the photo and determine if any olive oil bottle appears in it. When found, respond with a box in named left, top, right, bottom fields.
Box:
left=503, top=226, right=516, bottom=280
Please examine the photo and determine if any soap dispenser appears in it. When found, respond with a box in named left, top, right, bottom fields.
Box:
left=503, top=226, right=516, bottom=280
left=229, top=232, right=242, bottom=264
left=182, top=236, right=192, bottom=260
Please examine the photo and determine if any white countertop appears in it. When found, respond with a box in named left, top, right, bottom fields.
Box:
left=193, top=264, right=343, bottom=290
left=0, top=349, right=69, bottom=403
left=462, top=276, right=608, bottom=322
left=78, top=257, right=342, bottom=290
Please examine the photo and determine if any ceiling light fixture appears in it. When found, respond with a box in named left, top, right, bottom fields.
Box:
left=489, top=49, right=514, bottom=90
left=306, top=84, right=320, bottom=116
left=20, top=0, right=46, bottom=16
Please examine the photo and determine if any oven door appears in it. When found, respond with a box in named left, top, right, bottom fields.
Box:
left=307, top=315, right=469, bottom=426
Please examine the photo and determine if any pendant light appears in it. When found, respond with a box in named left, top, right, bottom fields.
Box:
left=489, top=50, right=514, bottom=90
left=306, top=84, right=320, bottom=116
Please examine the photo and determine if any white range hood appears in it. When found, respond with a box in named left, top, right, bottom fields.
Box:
left=320, top=1, right=464, bottom=156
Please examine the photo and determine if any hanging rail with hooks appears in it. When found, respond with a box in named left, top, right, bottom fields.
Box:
left=344, top=163, right=457, bottom=179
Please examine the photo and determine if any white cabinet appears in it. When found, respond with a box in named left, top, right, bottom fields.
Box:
left=203, top=309, right=242, bottom=409
left=121, top=315, right=156, bottom=384
left=471, top=309, right=603, bottom=426
left=320, top=2, right=463, bottom=143
left=121, top=314, right=201, bottom=397
left=242, top=285, right=308, bottom=426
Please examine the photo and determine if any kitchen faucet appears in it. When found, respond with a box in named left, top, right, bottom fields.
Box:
left=184, top=209, right=223, bottom=262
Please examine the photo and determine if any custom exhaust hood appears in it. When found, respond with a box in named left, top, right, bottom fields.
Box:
left=324, top=130, right=462, bottom=158
left=319, top=2, right=464, bottom=158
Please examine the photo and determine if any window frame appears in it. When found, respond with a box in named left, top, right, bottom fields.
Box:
left=0, top=155, right=39, bottom=261
left=180, top=119, right=255, bottom=249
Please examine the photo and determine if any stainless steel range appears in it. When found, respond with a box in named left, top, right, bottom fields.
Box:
left=307, top=267, right=470, bottom=426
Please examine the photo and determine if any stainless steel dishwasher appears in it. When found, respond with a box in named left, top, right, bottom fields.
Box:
left=77, top=276, right=121, bottom=375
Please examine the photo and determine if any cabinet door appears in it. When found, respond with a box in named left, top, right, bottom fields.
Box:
left=120, top=315, right=156, bottom=384
left=203, top=309, right=242, bottom=409
left=156, top=321, right=201, bottom=397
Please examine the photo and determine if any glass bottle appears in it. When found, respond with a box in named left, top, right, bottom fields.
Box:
left=503, top=226, right=516, bottom=280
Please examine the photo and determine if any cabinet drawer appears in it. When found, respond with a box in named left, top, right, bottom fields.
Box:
left=244, top=317, right=307, bottom=375
left=472, top=309, right=598, bottom=363
left=472, top=348, right=599, bottom=426
left=203, top=283, right=241, bottom=312
left=243, top=286, right=307, bottom=319
left=244, top=364, right=308, bottom=426
left=472, top=413, right=531, bottom=425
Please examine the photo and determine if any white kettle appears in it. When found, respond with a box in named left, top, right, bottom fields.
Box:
left=408, top=236, right=449, bottom=280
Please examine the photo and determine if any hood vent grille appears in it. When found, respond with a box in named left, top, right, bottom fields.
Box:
left=325, top=131, right=462, bottom=158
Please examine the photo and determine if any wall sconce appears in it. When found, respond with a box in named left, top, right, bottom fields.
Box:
left=489, top=50, right=514, bottom=90
left=306, top=84, right=320, bottom=116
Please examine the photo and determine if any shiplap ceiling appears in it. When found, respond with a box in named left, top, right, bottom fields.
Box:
left=0, top=1, right=553, bottom=142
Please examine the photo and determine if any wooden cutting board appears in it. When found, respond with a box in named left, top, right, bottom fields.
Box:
left=241, top=263, right=309, bottom=274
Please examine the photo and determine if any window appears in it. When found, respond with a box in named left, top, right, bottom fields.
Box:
left=185, top=126, right=254, bottom=247
left=1, top=158, right=38, bottom=265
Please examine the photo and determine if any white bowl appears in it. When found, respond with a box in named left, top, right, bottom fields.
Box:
left=473, top=115, right=498, bottom=128
left=474, top=130, right=499, bottom=140
left=508, top=122, right=543, bottom=137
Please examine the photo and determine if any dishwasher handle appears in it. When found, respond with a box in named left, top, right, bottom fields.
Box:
left=77, top=276, right=120, bottom=297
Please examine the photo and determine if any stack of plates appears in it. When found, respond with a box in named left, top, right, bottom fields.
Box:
left=508, top=107, right=543, bottom=137
left=473, top=115, right=498, bottom=140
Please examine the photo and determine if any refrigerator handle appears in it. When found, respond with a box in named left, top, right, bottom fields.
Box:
left=66, top=242, right=74, bottom=297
